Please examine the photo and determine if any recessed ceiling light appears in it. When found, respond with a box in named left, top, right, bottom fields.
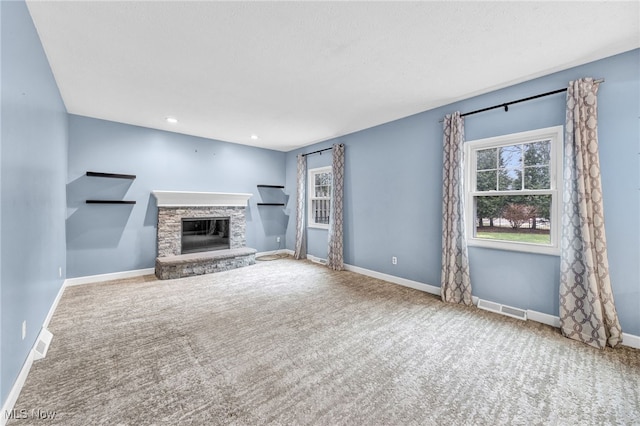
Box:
left=250, top=134, right=259, bottom=140
left=166, top=117, right=178, bottom=124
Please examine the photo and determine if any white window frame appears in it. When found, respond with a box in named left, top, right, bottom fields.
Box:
left=464, top=126, right=563, bottom=256
left=308, top=166, right=332, bottom=230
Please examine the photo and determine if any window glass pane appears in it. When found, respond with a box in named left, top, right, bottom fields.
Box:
left=475, top=194, right=551, bottom=245
left=499, top=145, right=522, bottom=169
left=313, top=172, right=332, bottom=197
left=315, top=172, right=331, bottom=186
left=315, top=185, right=330, bottom=197
left=477, top=148, right=497, bottom=170
left=312, top=199, right=330, bottom=224
left=524, top=165, right=550, bottom=189
left=498, top=168, right=522, bottom=190
left=524, top=140, right=551, bottom=167
left=477, top=170, right=497, bottom=191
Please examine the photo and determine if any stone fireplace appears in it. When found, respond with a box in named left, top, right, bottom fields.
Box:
left=156, top=206, right=246, bottom=257
left=152, top=191, right=256, bottom=279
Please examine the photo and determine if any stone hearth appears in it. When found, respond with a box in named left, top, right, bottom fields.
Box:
left=152, top=191, right=255, bottom=280
left=155, top=247, right=257, bottom=280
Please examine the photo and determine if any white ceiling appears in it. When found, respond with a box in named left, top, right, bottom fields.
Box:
left=26, top=1, right=639, bottom=152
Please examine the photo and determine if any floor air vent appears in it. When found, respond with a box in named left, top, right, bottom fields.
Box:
left=33, top=328, right=53, bottom=360
left=477, top=299, right=527, bottom=321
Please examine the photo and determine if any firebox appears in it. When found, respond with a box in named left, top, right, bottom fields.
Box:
left=181, top=217, right=230, bottom=254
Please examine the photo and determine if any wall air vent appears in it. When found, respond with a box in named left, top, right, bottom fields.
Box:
left=477, top=299, right=527, bottom=321
left=307, top=255, right=327, bottom=265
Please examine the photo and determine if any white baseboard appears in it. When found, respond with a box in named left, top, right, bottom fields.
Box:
left=64, top=267, right=155, bottom=286
left=525, top=311, right=639, bottom=349
left=343, top=263, right=441, bottom=296
left=43, top=280, right=67, bottom=329
left=622, top=332, right=640, bottom=349
left=526, top=309, right=561, bottom=328
left=255, top=249, right=290, bottom=258
left=1, top=340, right=37, bottom=426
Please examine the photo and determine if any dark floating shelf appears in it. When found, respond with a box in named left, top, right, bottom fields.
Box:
left=86, top=200, right=137, bottom=204
left=85, top=172, right=136, bottom=205
left=87, top=171, right=136, bottom=180
left=257, top=185, right=285, bottom=206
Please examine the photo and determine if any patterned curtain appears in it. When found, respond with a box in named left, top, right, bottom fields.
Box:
left=293, top=154, right=307, bottom=259
left=560, top=78, right=622, bottom=349
left=441, top=112, right=473, bottom=305
left=327, top=143, right=345, bottom=271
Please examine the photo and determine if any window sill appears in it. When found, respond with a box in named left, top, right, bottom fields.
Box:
left=308, top=224, right=329, bottom=230
left=468, top=238, right=560, bottom=256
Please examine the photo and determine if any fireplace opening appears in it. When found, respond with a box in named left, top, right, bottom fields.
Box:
left=181, top=217, right=230, bottom=254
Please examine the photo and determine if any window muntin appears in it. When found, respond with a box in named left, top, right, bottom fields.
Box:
left=308, top=166, right=332, bottom=229
left=475, top=140, right=551, bottom=192
left=465, top=126, right=562, bottom=255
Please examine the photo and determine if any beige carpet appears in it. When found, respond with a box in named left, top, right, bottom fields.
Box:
left=10, top=258, right=640, bottom=425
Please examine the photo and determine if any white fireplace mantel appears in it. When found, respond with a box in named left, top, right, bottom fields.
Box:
left=152, top=190, right=253, bottom=207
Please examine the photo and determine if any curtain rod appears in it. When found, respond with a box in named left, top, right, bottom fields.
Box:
left=441, top=78, right=605, bottom=121
left=302, top=146, right=333, bottom=157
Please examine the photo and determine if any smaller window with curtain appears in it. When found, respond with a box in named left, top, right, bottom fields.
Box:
left=308, top=166, right=332, bottom=229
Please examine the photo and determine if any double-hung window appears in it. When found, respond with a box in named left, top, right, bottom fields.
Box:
left=465, top=126, right=563, bottom=255
left=308, top=166, right=332, bottom=229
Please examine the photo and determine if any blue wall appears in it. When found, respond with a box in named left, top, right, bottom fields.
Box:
left=1, top=1, right=637, bottom=411
left=1, top=0, right=68, bottom=405
left=67, top=115, right=287, bottom=278
left=285, top=49, right=640, bottom=337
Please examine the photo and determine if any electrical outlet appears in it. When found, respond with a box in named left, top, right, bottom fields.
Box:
left=59, top=266, right=62, bottom=278
left=392, top=256, right=398, bottom=265
left=276, top=236, right=281, bottom=243
left=22, top=321, right=26, bottom=340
